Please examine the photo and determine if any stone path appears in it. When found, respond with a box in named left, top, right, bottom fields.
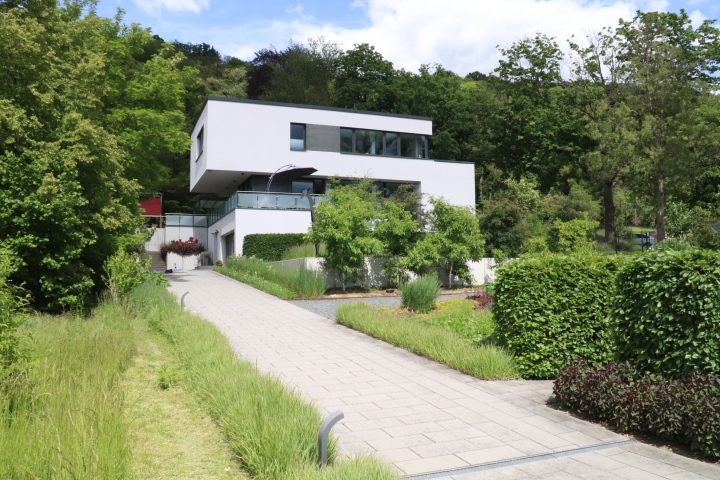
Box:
left=168, top=269, right=720, bottom=479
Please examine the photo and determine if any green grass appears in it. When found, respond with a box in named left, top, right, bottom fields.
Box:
left=282, top=244, right=325, bottom=260
left=218, top=256, right=325, bottom=298
left=0, top=302, right=136, bottom=479
left=130, top=282, right=397, bottom=480
left=123, top=334, right=247, bottom=479
left=410, top=298, right=495, bottom=343
left=337, top=302, right=519, bottom=380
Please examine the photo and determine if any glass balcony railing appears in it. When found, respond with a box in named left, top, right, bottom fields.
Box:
left=207, top=192, right=322, bottom=226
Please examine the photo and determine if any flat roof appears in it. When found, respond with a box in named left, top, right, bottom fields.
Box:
left=206, top=96, right=433, bottom=121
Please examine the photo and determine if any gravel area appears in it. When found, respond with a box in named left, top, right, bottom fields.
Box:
left=286, top=293, right=469, bottom=320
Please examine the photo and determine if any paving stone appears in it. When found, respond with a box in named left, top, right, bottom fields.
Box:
left=169, top=269, right=714, bottom=479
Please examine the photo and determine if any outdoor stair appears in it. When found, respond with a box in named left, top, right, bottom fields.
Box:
left=146, top=251, right=166, bottom=272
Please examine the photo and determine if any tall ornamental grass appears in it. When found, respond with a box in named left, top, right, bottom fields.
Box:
left=130, top=283, right=396, bottom=480
left=337, top=302, right=519, bottom=380
left=401, top=275, right=440, bottom=313
left=222, top=256, right=325, bottom=298
left=0, top=302, right=136, bottom=479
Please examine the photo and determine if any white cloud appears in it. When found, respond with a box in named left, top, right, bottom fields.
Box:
left=222, top=0, right=678, bottom=75
left=133, top=0, right=209, bottom=15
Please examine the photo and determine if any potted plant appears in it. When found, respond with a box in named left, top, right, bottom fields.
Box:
left=215, top=259, right=223, bottom=267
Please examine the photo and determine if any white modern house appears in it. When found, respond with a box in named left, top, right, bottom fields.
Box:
left=188, top=97, right=476, bottom=263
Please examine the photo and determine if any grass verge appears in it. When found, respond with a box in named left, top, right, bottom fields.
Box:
left=0, top=302, right=135, bottom=479
left=337, top=302, right=519, bottom=380
left=123, top=334, right=247, bottom=479
left=217, top=256, right=325, bottom=299
left=130, top=282, right=397, bottom=480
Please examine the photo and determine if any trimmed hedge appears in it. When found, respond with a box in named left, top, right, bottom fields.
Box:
left=242, top=234, right=307, bottom=261
left=612, top=250, right=720, bottom=379
left=493, top=255, right=624, bottom=379
left=554, top=359, right=720, bottom=460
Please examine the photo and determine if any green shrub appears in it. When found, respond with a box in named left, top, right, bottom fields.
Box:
left=401, top=275, right=440, bottom=313
left=547, top=218, right=597, bottom=254
left=493, top=254, right=623, bottom=379
left=104, top=250, right=150, bottom=300
left=0, top=247, right=28, bottom=393
left=337, top=303, right=519, bottom=380
left=242, top=234, right=307, bottom=261
left=612, top=249, right=720, bottom=378
left=222, top=256, right=325, bottom=298
left=554, top=360, right=720, bottom=460
left=282, top=244, right=324, bottom=260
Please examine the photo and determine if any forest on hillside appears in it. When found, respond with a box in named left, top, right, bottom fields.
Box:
left=2, top=1, right=720, bottom=309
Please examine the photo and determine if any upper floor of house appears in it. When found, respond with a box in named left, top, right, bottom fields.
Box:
left=190, top=97, right=475, bottom=208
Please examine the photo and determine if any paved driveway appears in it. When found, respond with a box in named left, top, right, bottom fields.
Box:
left=168, top=269, right=720, bottom=479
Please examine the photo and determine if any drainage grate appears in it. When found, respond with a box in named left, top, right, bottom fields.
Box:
left=403, top=440, right=635, bottom=479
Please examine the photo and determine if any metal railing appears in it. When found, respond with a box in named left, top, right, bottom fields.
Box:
left=207, top=192, right=322, bottom=226
left=165, top=214, right=208, bottom=227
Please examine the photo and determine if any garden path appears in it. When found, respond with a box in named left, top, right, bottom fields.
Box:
left=168, top=268, right=720, bottom=480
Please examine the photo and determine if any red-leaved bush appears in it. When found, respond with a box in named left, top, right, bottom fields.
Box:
left=160, top=238, right=206, bottom=260
left=466, top=292, right=494, bottom=310
left=554, top=359, right=720, bottom=459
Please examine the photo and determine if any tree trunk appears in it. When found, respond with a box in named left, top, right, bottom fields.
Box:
left=603, top=179, right=617, bottom=243
left=655, top=174, right=666, bottom=242
left=448, top=262, right=453, bottom=289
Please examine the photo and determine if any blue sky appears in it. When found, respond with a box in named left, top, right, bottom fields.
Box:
left=95, top=0, right=720, bottom=75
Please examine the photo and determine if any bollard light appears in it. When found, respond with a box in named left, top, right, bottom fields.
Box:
left=318, top=410, right=344, bottom=467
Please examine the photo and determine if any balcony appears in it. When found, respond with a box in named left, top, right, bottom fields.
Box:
left=208, top=192, right=322, bottom=226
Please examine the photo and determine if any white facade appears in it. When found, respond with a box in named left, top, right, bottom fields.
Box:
left=191, top=98, right=476, bottom=260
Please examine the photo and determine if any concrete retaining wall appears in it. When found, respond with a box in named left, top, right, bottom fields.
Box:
left=269, top=257, right=500, bottom=288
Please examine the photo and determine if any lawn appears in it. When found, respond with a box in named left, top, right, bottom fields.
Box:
left=337, top=299, right=519, bottom=380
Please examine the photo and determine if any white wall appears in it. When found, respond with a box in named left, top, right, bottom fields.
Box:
left=145, top=228, right=165, bottom=252
left=207, top=211, right=236, bottom=263
left=234, top=209, right=312, bottom=256
left=190, top=99, right=475, bottom=209
left=270, top=257, right=500, bottom=288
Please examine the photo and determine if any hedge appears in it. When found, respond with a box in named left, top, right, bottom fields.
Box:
left=554, top=359, right=720, bottom=460
left=242, top=234, right=307, bottom=261
left=612, top=249, right=720, bottom=379
left=493, top=254, right=624, bottom=379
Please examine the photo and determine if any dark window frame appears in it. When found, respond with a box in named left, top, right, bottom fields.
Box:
left=290, top=123, right=306, bottom=151
left=196, top=126, right=204, bottom=161
left=339, top=127, right=428, bottom=159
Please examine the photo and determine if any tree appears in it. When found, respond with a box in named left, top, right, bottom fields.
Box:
left=489, top=34, right=592, bottom=191
left=616, top=11, right=720, bottom=241
left=333, top=44, right=397, bottom=112
left=0, top=3, right=193, bottom=310
left=374, top=199, right=419, bottom=285
left=306, top=181, right=383, bottom=290
left=405, top=197, right=484, bottom=288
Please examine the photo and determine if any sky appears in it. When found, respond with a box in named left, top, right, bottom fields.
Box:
left=95, top=0, right=720, bottom=76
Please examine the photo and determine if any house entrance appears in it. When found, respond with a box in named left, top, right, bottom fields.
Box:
left=224, top=232, right=235, bottom=260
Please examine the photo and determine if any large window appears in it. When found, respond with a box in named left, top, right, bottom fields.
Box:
left=400, top=133, right=426, bottom=159
left=196, top=127, right=204, bottom=161
left=340, top=128, right=353, bottom=152
left=290, top=123, right=306, bottom=150
left=355, top=129, right=384, bottom=155
left=339, top=128, right=427, bottom=159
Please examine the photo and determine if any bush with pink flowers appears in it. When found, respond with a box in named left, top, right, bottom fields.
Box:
left=160, top=238, right=206, bottom=260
